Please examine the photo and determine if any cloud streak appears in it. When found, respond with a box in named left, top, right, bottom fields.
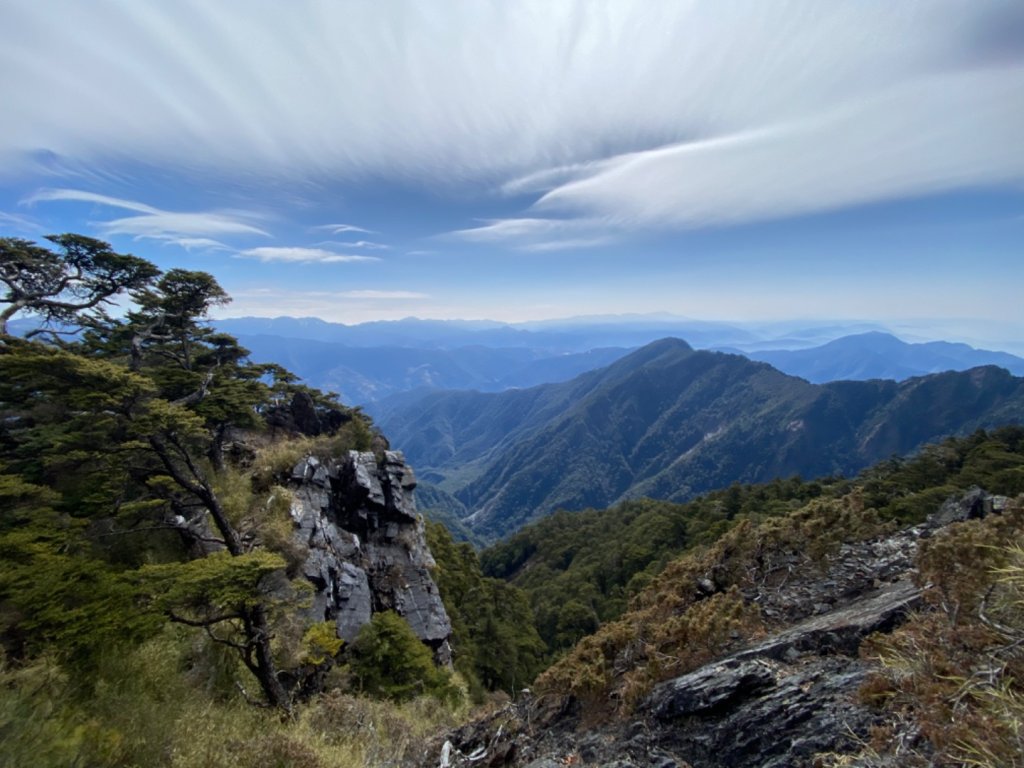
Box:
left=337, top=290, right=428, bottom=299
left=313, top=223, right=375, bottom=235
left=3, top=2, right=1023, bottom=234
left=533, top=68, right=1024, bottom=230
left=239, top=247, right=379, bottom=264
left=220, top=287, right=433, bottom=322
left=25, top=187, right=270, bottom=245
left=451, top=216, right=615, bottom=251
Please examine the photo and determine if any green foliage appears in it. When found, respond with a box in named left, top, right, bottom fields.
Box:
left=0, top=525, right=163, bottom=667
left=481, top=481, right=831, bottom=654
left=481, top=427, right=1024, bottom=658
left=860, top=426, right=1024, bottom=522
left=426, top=521, right=545, bottom=696
left=0, top=234, right=159, bottom=337
left=0, top=629, right=464, bottom=768
left=301, top=622, right=345, bottom=666
left=348, top=611, right=461, bottom=705
left=0, top=234, right=384, bottom=714
left=141, top=550, right=288, bottom=619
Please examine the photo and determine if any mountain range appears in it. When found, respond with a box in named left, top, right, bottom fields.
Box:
left=12, top=315, right=1022, bottom=403
left=744, top=330, right=1024, bottom=382
left=375, top=338, right=1024, bottom=540
left=209, top=317, right=1024, bottom=404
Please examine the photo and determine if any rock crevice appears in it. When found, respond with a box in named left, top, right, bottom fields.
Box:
left=288, top=449, right=451, bottom=659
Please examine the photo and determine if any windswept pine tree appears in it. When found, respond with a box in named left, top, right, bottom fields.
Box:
left=0, top=235, right=366, bottom=713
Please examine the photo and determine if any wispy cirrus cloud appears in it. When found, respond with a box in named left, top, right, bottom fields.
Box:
left=451, top=216, right=614, bottom=251
left=337, top=290, right=428, bottom=299
left=313, top=223, right=375, bottom=235
left=238, top=247, right=379, bottom=264
left=0, top=211, right=43, bottom=233
left=155, top=237, right=231, bottom=252
left=532, top=68, right=1024, bottom=230
left=4, top=3, right=1024, bottom=236
left=24, top=188, right=160, bottom=214
left=341, top=240, right=390, bottom=250
left=24, top=187, right=269, bottom=244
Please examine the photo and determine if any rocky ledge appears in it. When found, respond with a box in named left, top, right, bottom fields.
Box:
left=428, top=488, right=1011, bottom=768
left=288, top=449, right=452, bottom=661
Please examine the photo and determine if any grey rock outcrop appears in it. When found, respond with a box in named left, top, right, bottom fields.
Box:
left=426, top=488, right=1011, bottom=768
left=288, top=450, right=451, bottom=659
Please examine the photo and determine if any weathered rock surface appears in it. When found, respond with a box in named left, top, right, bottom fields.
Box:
left=266, top=390, right=352, bottom=437
left=289, top=450, right=452, bottom=659
left=424, top=488, right=1008, bottom=768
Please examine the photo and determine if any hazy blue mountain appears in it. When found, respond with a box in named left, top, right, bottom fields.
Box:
left=748, top=331, right=1024, bottom=382
left=234, top=333, right=632, bottom=404
left=378, top=338, right=1024, bottom=540
left=215, top=315, right=762, bottom=353
left=217, top=316, right=535, bottom=349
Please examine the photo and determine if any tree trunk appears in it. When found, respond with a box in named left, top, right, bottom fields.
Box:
left=246, top=604, right=292, bottom=714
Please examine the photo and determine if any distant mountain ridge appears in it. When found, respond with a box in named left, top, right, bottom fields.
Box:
left=230, top=333, right=632, bottom=404
left=11, top=316, right=1022, bottom=404
left=747, top=331, right=1024, bottom=382
left=377, top=338, right=1024, bottom=540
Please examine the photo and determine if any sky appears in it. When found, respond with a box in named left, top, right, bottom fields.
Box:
left=1, top=1, right=1022, bottom=351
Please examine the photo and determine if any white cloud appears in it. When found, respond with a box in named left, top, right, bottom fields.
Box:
left=3, top=2, right=1023, bottom=231
left=104, top=212, right=268, bottom=239
left=337, top=290, right=428, bottom=299
left=340, top=240, right=390, bottom=250
left=313, top=223, right=374, bottom=235
left=239, top=247, right=379, bottom=264
left=533, top=68, right=1024, bottom=229
left=452, top=216, right=614, bottom=251
left=312, top=239, right=391, bottom=250
left=0, top=211, right=43, bottom=233
left=155, top=236, right=231, bottom=251
left=24, top=188, right=160, bottom=214
left=25, top=187, right=270, bottom=240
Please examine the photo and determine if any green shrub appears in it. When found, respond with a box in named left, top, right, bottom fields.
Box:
left=348, top=611, right=461, bottom=706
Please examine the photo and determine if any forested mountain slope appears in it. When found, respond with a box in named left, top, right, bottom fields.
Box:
left=480, top=426, right=1024, bottom=655
left=436, top=429, right=1024, bottom=768
left=380, top=338, right=1024, bottom=540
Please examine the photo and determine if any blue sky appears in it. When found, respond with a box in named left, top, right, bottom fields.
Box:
left=1, top=1, right=1022, bottom=351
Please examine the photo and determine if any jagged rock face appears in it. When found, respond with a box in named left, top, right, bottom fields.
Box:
left=288, top=450, right=452, bottom=659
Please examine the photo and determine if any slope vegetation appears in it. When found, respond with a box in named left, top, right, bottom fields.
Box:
left=435, top=429, right=1024, bottom=768
left=380, top=338, right=1024, bottom=539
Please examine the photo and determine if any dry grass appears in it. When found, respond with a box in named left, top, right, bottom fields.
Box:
left=855, top=499, right=1024, bottom=767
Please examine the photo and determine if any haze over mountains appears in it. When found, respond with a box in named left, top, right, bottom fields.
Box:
left=209, top=316, right=1024, bottom=405
left=375, top=338, right=1024, bottom=540
left=746, top=331, right=1024, bottom=383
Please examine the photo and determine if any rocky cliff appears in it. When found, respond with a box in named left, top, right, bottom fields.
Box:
left=287, top=449, right=452, bottom=661
left=429, top=488, right=1017, bottom=768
